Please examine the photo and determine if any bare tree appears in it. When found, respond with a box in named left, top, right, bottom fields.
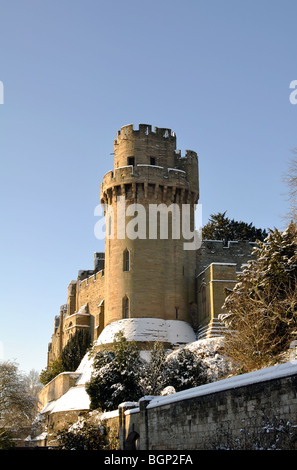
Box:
left=23, top=369, right=43, bottom=399
left=0, top=361, right=37, bottom=443
left=283, top=149, right=297, bottom=223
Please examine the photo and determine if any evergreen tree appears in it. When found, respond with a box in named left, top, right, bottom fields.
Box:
left=0, top=428, right=14, bottom=450
left=165, top=348, right=208, bottom=392
left=140, top=342, right=168, bottom=395
left=57, top=421, right=109, bottom=450
left=202, top=211, right=267, bottom=245
left=220, top=222, right=297, bottom=372
left=86, top=331, right=144, bottom=411
left=40, top=357, right=65, bottom=386
left=61, top=329, right=91, bottom=372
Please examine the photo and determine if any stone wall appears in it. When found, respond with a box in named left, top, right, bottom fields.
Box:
left=76, top=270, right=105, bottom=340
left=196, top=263, right=238, bottom=338
left=101, top=123, right=198, bottom=333
left=195, top=241, right=257, bottom=339
left=118, top=361, right=297, bottom=450
left=196, top=240, right=256, bottom=274
left=38, top=372, right=81, bottom=410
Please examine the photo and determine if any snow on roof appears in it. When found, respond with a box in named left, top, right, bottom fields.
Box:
left=146, top=360, right=297, bottom=410
left=168, top=168, right=186, bottom=173
left=125, top=407, right=140, bottom=415
left=101, top=409, right=119, bottom=420
left=75, top=351, right=95, bottom=385
left=39, top=400, right=57, bottom=415
left=95, top=318, right=196, bottom=346
left=49, top=385, right=90, bottom=413
left=26, top=432, right=48, bottom=442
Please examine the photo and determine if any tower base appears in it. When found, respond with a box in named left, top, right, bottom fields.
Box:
left=95, top=318, right=197, bottom=349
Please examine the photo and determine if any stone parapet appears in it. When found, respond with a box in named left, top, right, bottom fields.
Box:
left=38, top=372, right=81, bottom=411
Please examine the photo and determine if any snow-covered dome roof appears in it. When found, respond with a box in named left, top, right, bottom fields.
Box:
left=94, top=318, right=196, bottom=347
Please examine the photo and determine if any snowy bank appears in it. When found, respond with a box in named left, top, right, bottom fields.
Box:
left=168, top=336, right=234, bottom=382
left=44, top=385, right=90, bottom=414
left=146, top=360, right=297, bottom=409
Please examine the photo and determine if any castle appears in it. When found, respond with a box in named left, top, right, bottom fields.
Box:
left=30, top=124, right=297, bottom=451
left=47, top=123, right=256, bottom=366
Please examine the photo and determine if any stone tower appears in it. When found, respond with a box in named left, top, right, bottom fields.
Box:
left=99, top=124, right=199, bottom=347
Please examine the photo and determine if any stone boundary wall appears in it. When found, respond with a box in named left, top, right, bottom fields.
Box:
left=117, top=361, right=297, bottom=450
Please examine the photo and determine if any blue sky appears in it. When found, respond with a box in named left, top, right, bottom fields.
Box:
left=0, top=0, right=296, bottom=374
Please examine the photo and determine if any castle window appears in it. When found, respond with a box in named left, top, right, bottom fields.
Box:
left=150, top=157, right=156, bottom=165
left=202, top=285, right=207, bottom=319
left=123, top=296, right=130, bottom=319
left=123, top=249, right=130, bottom=271
left=107, top=214, right=113, bottom=238
left=128, top=157, right=135, bottom=166
left=175, top=307, right=179, bottom=319
left=98, top=299, right=104, bottom=315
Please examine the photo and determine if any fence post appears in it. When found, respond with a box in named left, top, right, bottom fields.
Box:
left=139, top=396, right=155, bottom=450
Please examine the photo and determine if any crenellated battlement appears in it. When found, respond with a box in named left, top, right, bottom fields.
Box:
left=100, top=168, right=198, bottom=205
left=196, top=240, right=257, bottom=274
left=101, top=124, right=199, bottom=206
left=112, top=123, right=198, bottom=184
left=102, top=164, right=187, bottom=185
left=114, top=123, right=197, bottom=162
left=114, top=123, right=177, bottom=145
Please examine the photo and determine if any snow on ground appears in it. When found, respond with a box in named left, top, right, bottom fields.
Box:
left=45, top=385, right=90, bottom=414
left=146, top=360, right=297, bottom=410
left=75, top=350, right=95, bottom=385
left=167, top=336, right=234, bottom=382
left=39, top=331, right=297, bottom=419
left=40, top=335, right=232, bottom=416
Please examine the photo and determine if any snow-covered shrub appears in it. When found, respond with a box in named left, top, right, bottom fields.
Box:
left=164, top=347, right=208, bottom=392
left=220, top=223, right=297, bottom=372
left=57, top=418, right=108, bottom=450
left=86, top=331, right=145, bottom=411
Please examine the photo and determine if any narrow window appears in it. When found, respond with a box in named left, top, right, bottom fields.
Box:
left=99, top=299, right=104, bottom=315
left=108, top=215, right=112, bottom=237
left=202, top=285, right=207, bottom=319
left=123, top=296, right=129, bottom=319
left=123, top=249, right=130, bottom=271
left=128, top=157, right=135, bottom=166
left=175, top=307, right=179, bottom=319
left=150, top=157, right=156, bottom=165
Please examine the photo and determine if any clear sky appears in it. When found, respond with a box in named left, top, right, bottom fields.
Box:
left=0, top=0, right=296, bottom=374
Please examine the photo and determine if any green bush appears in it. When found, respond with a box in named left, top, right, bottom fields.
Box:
left=0, top=428, right=15, bottom=450
left=57, top=421, right=108, bottom=450
left=86, top=331, right=144, bottom=411
left=39, top=357, right=65, bottom=385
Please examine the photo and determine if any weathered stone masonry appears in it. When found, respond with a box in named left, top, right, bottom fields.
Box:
left=118, top=362, right=297, bottom=450
left=47, top=124, right=257, bottom=366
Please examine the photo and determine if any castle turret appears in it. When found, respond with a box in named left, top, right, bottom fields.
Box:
left=99, top=124, right=199, bottom=347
